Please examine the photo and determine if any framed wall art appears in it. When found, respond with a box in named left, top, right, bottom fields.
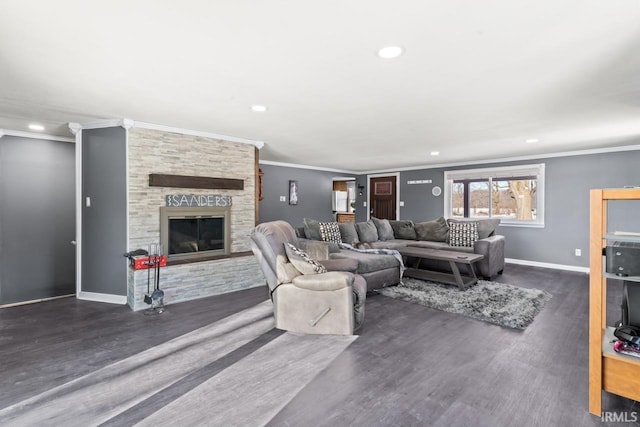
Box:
left=289, top=180, right=298, bottom=205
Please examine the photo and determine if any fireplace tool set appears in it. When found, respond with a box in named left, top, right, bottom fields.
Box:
left=144, top=244, right=165, bottom=315
left=124, top=243, right=166, bottom=315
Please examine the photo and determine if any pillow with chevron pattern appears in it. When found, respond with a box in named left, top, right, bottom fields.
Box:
left=285, top=243, right=327, bottom=275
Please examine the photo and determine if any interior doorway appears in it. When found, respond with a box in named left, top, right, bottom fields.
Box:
left=332, top=177, right=356, bottom=223
left=368, top=174, right=399, bottom=220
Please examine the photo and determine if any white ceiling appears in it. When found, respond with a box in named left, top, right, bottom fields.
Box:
left=1, top=0, right=640, bottom=172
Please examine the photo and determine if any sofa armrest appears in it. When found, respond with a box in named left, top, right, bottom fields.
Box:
left=296, top=238, right=330, bottom=261
left=292, top=271, right=355, bottom=291
left=473, top=234, right=505, bottom=277
left=474, top=234, right=504, bottom=256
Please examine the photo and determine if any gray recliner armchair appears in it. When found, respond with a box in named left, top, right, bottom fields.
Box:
left=250, top=220, right=366, bottom=335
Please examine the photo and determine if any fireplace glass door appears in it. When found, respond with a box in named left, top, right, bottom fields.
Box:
left=169, top=217, right=224, bottom=254
left=160, top=207, right=230, bottom=260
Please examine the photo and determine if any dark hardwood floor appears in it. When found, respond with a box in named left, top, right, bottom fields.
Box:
left=0, top=264, right=638, bottom=426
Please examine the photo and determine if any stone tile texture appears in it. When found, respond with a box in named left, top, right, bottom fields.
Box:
left=126, top=128, right=263, bottom=310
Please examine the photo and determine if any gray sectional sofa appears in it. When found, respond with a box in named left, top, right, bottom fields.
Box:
left=298, top=216, right=505, bottom=291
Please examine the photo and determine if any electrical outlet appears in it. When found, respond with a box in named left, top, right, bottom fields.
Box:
left=279, top=196, right=286, bottom=202
left=575, top=249, right=582, bottom=256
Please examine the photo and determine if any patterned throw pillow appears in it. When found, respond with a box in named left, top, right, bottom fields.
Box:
left=318, top=221, right=342, bottom=244
left=284, top=243, right=327, bottom=275
left=448, top=221, right=479, bottom=247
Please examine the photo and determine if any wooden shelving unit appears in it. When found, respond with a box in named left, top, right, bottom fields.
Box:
left=589, top=188, right=640, bottom=416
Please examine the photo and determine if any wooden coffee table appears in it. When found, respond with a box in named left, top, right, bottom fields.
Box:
left=398, top=246, right=484, bottom=290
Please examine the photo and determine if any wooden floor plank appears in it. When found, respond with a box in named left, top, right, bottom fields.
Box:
left=0, top=265, right=638, bottom=426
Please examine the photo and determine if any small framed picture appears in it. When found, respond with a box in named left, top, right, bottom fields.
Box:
left=289, top=180, right=298, bottom=205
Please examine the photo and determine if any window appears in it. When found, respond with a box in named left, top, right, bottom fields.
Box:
left=444, top=163, right=545, bottom=227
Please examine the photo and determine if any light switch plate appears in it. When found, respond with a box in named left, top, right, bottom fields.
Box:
left=280, top=196, right=286, bottom=202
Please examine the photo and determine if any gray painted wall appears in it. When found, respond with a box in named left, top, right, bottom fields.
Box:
left=0, top=135, right=75, bottom=304
left=262, top=148, right=640, bottom=269
left=81, top=127, right=128, bottom=296
left=258, top=163, right=356, bottom=226
left=367, top=149, right=640, bottom=268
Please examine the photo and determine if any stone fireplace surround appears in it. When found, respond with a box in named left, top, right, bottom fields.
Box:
left=126, top=127, right=263, bottom=311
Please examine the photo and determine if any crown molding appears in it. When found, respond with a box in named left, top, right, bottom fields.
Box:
left=259, top=144, right=640, bottom=175
left=0, top=128, right=75, bottom=143
left=67, top=119, right=264, bottom=149
left=133, top=121, right=264, bottom=148
left=68, top=122, right=82, bottom=135
left=259, top=159, right=358, bottom=174
left=362, top=143, right=640, bottom=174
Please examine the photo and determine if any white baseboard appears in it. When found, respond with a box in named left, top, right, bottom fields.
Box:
left=0, top=294, right=74, bottom=309
left=505, top=258, right=590, bottom=274
left=78, top=291, right=127, bottom=305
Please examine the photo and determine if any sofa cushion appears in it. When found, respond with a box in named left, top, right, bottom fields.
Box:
left=303, top=218, right=322, bottom=240
left=355, top=220, right=379, bottom=243
left=448, top=221, right=479, bottom=247
left=371, top=217, right=395, bottom=241
left=389, top=220, right=417, bottom=240
left=285, top=243, right=327, bottom=274
left=318, top=221, right=342, bottom=244
left=414, top=217, right=449, bottom=242
left=330, top=250, right=399, bottom=274
left=338, top=221, right=359, bottom=245
left=448, top=218, right=500, bottom=239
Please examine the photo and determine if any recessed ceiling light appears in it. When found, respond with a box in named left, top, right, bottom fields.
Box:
left=251, top=105, right=268, bottom=112
left=525, top=138, right=539, bottom=144
left=430, top=151, right=440, bottom=156
left=377, top=46, right=404, bottom=59
left=29, top=123, right=45, bottom=131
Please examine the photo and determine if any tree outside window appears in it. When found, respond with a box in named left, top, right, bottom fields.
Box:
left=445, top=164, right=544, bottom=227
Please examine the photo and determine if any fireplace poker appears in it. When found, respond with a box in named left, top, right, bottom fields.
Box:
left=145, top=244, right=151, bottom=304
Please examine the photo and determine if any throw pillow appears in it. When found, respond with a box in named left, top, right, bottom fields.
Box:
left=275, top=255, right=302, bottom=284
left=477, top=218, right=500, bottom=239
left=448, top=221, right=479, bottom=247
left=338, top=222, right=359, bottom=244
left=303, top=218, right=322, bottom=241
left=371, top=217, right=395, bottom=241
left=355, top=220, right=379, bottom=243
left=389, top=220, right=417, bottom=240
left=285, top=243, right=327, bottom=275
left=414, top=216, right=449, bottom=242
left=318, top=221, right=342, bottom=244
left=448, top=218, right=500, bottom=239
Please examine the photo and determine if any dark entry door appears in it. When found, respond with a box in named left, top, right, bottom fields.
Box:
left=370, top=176, right=397, bottom=220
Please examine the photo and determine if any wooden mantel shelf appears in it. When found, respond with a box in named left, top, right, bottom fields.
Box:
left=149, top=173, right=244, bottom=190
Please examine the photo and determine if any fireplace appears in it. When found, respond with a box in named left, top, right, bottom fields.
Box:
left=160, top=206, right=230, bottom=260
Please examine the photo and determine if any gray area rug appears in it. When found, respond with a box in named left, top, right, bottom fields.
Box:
left=378, top=278, right=552, bottom=330
left=0, top=300, right=357, bottom=426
